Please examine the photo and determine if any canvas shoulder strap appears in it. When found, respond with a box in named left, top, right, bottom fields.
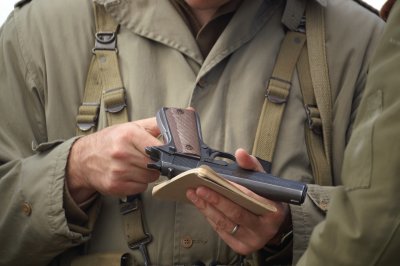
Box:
left=76, top=4, right=153, bottom=265
left=303, top=0, right=333, bottom=185
left=297, top=45, right=332, bottom=186
left=75, top=3, right=128, bottom=135
left=252, top=32, right=306, bottom=162
left=253, top=0, right=333, bottom=186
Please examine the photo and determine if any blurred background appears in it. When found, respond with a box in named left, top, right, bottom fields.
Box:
left=0, top=0, right=389, bottom=28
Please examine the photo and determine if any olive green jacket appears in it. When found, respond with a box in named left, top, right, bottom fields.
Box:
left=298, top=1, right=400, bottom=265
left=0, top=0, right=383, bottom=265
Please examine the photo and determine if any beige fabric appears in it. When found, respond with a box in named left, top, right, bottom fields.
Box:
left=305, top=0, right=333, bottom=185
left=297, top=46, right=332, bottom=186
left=0, top=0, right=383, bottom=265
left=252, top=31, right=306, bottom=162
left=76, top=3, right=128, bottom=135
left=170, top=0, right=242, bottom=58
left=298, top=1, right=400, bottom=264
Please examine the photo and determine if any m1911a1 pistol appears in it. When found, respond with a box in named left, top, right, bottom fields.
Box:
left=145, top=107, right=307, bottom=205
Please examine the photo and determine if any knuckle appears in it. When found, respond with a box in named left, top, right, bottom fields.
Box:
left=109, top=166, right=128, bottom=178
left=215, top=218, right=230, bottom=232
left=230, top=208, right=244, bottom=221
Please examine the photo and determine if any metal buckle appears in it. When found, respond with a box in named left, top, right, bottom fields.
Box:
left=119, top=196, right=139, bottom=215
left=305, top=104, right=322, bottom=134
left=104, top=87, right=127, bottom=113
left=119, top=196, right=153, bottom=265
left=76, top=102, right=100, bottom=132
left=77, top=122, right=96, bottom=132
left=266, top=77, right=291, bottom=104
left=93, top=32, right=117, bottom=52
left=128, top=234, right=152, bottom=266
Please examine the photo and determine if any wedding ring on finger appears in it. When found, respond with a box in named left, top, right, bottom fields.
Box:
left=230, top=224, right=240, bottom=236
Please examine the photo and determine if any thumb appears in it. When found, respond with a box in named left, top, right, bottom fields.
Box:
left=235, top=148, right=265, bottom=173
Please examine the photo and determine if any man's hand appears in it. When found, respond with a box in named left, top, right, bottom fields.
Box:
left=186, top=148, right=290, bottom=255
left=66, top=117, right=162, bottom=203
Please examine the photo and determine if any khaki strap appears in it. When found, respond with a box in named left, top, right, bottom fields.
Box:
left=305, top=1, right=333, bottom=185
left=252, top=32, right=306, bottom=162
left=76, top=3, right=128, bottom=135
left=120, top=197, right=152, bottom=265
left=297, top=46, right=332, bottom=185
left=71, top=253, right=131, bottom=266
left=77, top=3, right=152, bottom=264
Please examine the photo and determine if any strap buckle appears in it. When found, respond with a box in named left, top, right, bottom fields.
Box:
left=266, top=77, right=291, bottom=104
left=305, top=104, right=322, bottom=134
left=128, top=234, right=153, bottom=266
left=119, top=196, right=152, bottom=266
left=103, top=87, right=127, bottom=113
left=76, top=102, right=100, bottom=132
left=93, top=31, right=118, bottom=52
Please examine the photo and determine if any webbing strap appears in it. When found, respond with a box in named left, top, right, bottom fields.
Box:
left=252, top=32, right=306, bottom=162
left=77, top=3, right=152, bottom=264
left=120, top=197, right=152, bottom=266
left=76, top=3, right=128, bottom=135
left=297, top=46, right=332, bottom=185
left=305, top=1, right=333, bottom=185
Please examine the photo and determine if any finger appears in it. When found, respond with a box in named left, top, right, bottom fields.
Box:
left=129, top=120, right=163, bottom=153
left=192, top=186, right=260, bottom=227
left=188, top=193, right=262, bottom=254
left=102, top=180, right=150, bottom=197
left=186, top=187, right=275, bottom=253
left=206, top=217, right=255, bottom=254
left=193, top=186, right=286, bottom=242
left=134, top=117, right=161, bottom=138
left=186, top=189, right=249, bottom=237
left=235, top=148, right=265, bottom=172
left=123, top=167, right=160, bottom=184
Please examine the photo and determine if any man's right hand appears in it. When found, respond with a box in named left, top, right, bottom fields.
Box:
left=66, top=117, right=162, bottom=204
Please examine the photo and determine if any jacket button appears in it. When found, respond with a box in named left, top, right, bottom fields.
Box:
left=181, top=235, right=193, bottom=248
left=21, top=202, right=32, bottom=216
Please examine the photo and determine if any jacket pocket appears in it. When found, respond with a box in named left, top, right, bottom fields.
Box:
left=342, top=89, right=382, bottom=191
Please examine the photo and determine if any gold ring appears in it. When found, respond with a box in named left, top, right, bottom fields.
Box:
left=230, top=224, right=240, bottom=236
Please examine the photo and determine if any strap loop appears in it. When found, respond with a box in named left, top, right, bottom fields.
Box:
left=266, top=78, right=291, bottom=104
left=103, top=87, right=127, bottom=113
left=76, top=103, right=100, bottom=132
left=305, top=104, right=322, bottom=134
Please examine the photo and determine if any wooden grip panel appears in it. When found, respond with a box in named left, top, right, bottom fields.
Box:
left=165, top=108, right=201, bottom=157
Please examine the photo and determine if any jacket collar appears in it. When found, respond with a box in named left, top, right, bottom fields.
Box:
left=96, top=0, right=204, bottom=63
left=282, top=0, right=327, bottom=31
left=94, top=0, right=326, bottom=72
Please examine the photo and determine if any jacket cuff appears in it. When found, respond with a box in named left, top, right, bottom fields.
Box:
left=64, top=181, right=100, bottom=235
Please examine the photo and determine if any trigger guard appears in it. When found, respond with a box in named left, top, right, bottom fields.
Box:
left=209, top=151, right=236, bottom=161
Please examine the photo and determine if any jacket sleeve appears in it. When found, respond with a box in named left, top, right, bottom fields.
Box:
left=289, top=4, right=386, bottom=264
left=0, top=11, right=96, bottom=266
left=296, top=2, right=400, bottom=265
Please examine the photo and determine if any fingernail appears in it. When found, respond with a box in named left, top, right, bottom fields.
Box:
left=197, top=187, right=210, bottom=200
left=187, top=190, right=198, bottom=203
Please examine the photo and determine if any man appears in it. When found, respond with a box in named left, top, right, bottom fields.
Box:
left=0, top=0, right=383, bottom=265
left=296, top=0, right=400, bottom=264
